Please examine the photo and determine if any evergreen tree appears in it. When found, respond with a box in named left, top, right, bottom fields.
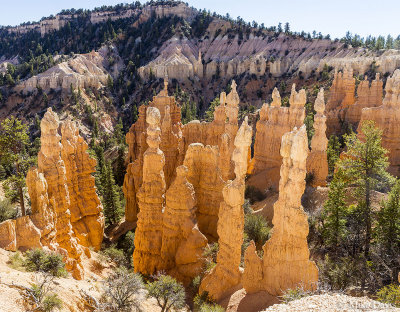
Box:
left=376, top=179, right=400, bottom=282
left=205, top=96, right=220, bottom=122
left=327, top=135, right=341, bottom=175
left=102, top=161, right=123, bottom=226
left=0, top=117, right=33, bottom=216
left=337, top=120, right=392, bottom=289
left=322, top=173, right=348, bottom=254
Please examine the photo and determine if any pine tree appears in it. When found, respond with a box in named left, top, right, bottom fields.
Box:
left=376, top=179, right=400, bottom=281
left=0, top=117, right=33, bottom=216
left=205, top=96, right=220, bottom=122
left=102, top=161, right=123, bottom=226
left=322, top=173, right=348, bottom=255
left=337, top=120, right=393, bottom=289
left=327, top=135, right=341, bottom=175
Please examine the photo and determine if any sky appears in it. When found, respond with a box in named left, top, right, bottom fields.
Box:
left=0, top=0, right=399, bottom=39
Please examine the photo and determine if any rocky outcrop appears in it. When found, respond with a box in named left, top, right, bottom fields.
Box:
left=359, top=70, right=400, bottom=176
left=200, top=117, right=252, bottom=300
left=60, top=120, right=104, bottom=251
left=34, top=108, right=84, bottom=279
left=250, top=85, right=305, bottom=190
left=243, top=125, right=318, bottom=296
left=183, top=144, right=225, bottom=241
left=14, top=51, right=109, bottom=94
left=326, top=67, right=356, bottom=136
left=133, top=107, right=166, bottom=275
left=307, top=89, right=328, bottom=187
left=161, top=165, right=207, bottom=283
left=0, top=108, right=105, bottom=279
left=123, top=78, right=182, bottom=223
left=346, top=73, right=383, bottom=127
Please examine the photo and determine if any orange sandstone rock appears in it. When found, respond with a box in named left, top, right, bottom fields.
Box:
left=250, top=85, right=305, bottom=190
left=183, top=143, right=225, bottom=241
left=161, top=165, right=207, bottom=283
left=358, top=69, right=400, bottom=176
left=60, top=120, right=104, bottom=251
left=307, top=89, right=328, bottom=187
left=326, top=67, right=356, bottom=135
left=133, top=107, right=166, bottom=275
left=346, top=73, right=383, bottom=128
left=36, top=108, right=84, bottom=279
left=123, top=77, right=182, bottom=222
left=200, top=117, right=252, bottom=300
left=243, top=125, right=318, bottom=296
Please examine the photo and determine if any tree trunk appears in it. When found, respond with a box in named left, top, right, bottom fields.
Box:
left=16, top=161, right=25, bottom=216
left=362, top=177, right=371, bottom=291
left=19, top=185, right=25, bottom=216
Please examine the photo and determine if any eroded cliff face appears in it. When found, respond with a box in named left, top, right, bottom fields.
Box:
left=14, top=50, right=109, bottom=94
left=249, top=85, right=305, bottom=191
left=243, top=125, right=318, bottom=296
left=132, top=107, right=208, bottom=281
left=138, top=29, right=400, bottom=83
left=326, top=69, right=383, bottom=136
left=60, top=120, right=104, bottom=251
left=161, top=165, right=207, bottom=284
left=123, top=79, right=183, bottom=223
left=359, top=69, right=400, bottom=176
left=123, top=80, right=240, bottom=225
left=0, top=108, right=104, bottom=280
left=307, top=89, right=328, bottom=187
left=200, top=117, right=252, bottom=300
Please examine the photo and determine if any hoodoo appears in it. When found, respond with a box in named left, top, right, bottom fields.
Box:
left=243, top=125, right=318, bottom=295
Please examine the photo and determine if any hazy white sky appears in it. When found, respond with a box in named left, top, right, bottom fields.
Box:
left=1, top=0, right=398, bottom=39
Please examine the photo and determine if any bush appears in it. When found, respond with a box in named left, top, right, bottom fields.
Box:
left=28, top=273, right=63, bottom=312
left=146, top=274, right=186, bottom=312
left=41, top=293, right=63, bottom=312
left=280, top=286, right=312, bottom=303
left=24, top=249, right=67, bottom=277
left=99, top=267, right=144, bottom=312
left=244, top=214, right=270, bottom=249
left=7, top=251, right=24, bottom=270
left=318, top=255, right=360, bottom=290
left=194, top=292, right=225, bottom=312
left=377, top=284, right=400, bottom=307
left=100, top=246, right=128, bottom=267
left=245, top=185, right=266, bottom=204
left=0, top=198, right=17, bottom=222
left=203, top=243, right=219, bottom=273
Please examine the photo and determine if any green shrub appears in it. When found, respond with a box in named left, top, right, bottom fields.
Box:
left=28, top=274, right=63, bottom=312
left=245, top=185, right=266, bottom=204
left=41, top=293, right=63, bottom=312
left=194, top=292, right=225, bottom=312
left=24, top=249, right=67, bottom=277
left=146, top=274, right=186, bottom=312
left=318, top=255, right=359, bottom=290
left=377, top=284, right=400, bottom=307
left=203, top=243, right=219, bottom=273
left=101, top=246, right=128, bottom=267
left=280, top=286, right=312, bottom=303
left=244, top=214, right=270, bottom=249
left=0, top=198, right=17, bottom=222
left=7, top=251, right=24, bottom=270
